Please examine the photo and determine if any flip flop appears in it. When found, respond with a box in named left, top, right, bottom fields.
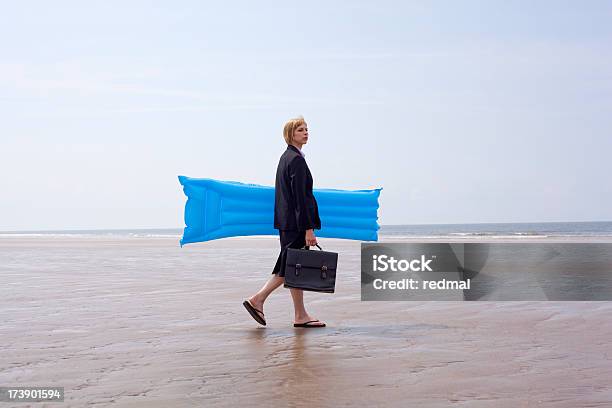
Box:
left=243, top=300, right=266, bottom=326
left=294, top=320, right=326, bottom=328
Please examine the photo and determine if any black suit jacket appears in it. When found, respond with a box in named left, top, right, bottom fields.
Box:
left=274, top=145, right=321, bottom=231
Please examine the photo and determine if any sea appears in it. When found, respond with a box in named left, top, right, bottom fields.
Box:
left=1, top=221, right=612, bottom=239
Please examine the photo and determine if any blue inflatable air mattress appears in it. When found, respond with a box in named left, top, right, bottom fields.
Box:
left=178, top=176, right=382, bottom=245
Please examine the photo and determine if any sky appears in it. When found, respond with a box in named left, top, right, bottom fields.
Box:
left=1, top=0, right=611, bottom=230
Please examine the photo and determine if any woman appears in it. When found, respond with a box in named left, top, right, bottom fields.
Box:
left=243, top=116, right=326, bottom=328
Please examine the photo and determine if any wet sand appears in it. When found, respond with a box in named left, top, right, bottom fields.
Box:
left=1, top=236, right=612, bottom=407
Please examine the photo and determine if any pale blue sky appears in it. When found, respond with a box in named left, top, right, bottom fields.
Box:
left=1, top=1, right=611, bottom=230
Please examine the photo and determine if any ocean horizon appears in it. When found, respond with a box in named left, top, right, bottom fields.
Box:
left=2, top=221, right=612, bottom=239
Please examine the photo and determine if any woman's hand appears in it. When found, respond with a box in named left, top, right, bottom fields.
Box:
left=305, top=229, right=317, bottom=247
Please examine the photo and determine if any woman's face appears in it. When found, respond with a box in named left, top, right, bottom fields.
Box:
left=293, top=123, right=309, bottom=145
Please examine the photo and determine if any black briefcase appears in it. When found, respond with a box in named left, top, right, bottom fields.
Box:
left=284, top=244, right=338, bottom=293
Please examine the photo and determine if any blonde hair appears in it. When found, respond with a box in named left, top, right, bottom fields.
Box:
left=283, top=116, right=306, bottom=144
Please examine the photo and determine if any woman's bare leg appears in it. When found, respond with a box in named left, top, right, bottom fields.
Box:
left=247, top=275, right=284, bottom=319
left=290, top=288, right=325, bottom=326
left=289, top=288, right=307, bottom=319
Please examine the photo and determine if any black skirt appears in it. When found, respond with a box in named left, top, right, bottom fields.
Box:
left=272, top=230, right=306, bottom=277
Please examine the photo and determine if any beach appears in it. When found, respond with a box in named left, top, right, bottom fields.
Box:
left=2, top=235, right=612, bottom=407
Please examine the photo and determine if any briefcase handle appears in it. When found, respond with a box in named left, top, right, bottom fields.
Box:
left=303, top=244, right=323, bottom=251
